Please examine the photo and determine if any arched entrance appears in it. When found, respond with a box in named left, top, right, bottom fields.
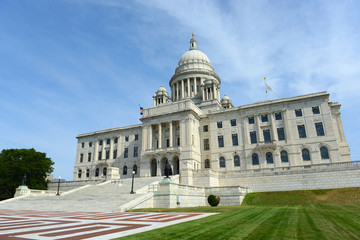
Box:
left=150, top=158, right=157, bottom=177
left=160, top=157, right=168, bottom=176
left=173, top=156, right=180, bottom=175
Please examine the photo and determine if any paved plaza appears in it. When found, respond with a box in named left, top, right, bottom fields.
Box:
left=0, top=209, right=215, bottom=239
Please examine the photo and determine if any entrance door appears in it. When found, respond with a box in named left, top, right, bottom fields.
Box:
left=151, top=159, right=157, bottom=177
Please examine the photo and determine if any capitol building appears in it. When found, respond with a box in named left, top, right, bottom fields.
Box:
left=73, top=35, right=352, bottom=190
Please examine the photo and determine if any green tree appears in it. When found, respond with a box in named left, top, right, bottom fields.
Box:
left=0, top=148, right=54, bottom=200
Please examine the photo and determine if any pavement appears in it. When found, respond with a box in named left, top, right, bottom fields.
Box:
left=0, top=209, right=216, bottom=239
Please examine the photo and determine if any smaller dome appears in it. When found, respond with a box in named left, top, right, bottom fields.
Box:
left=221, top=95, right=230, bottom=102
left=157, top=85, right=167, bottom=93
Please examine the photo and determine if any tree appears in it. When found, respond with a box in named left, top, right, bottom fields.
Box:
left=0, top=148, right=54, bottom=200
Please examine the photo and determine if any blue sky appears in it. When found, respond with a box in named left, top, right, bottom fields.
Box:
left=1, top=0, right=359, bottom=180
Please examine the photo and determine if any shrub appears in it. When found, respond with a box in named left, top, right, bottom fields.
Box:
left=208, top=194, right=220, bottom=206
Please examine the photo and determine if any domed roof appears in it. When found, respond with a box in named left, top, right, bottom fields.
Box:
left=155, top=85, right=169, bottom=97
left=157, top=85, right=167, bottom=93
left=221, top=95, right=231, bottom=102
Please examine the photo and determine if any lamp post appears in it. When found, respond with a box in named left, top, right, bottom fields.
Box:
left=130, top=171, right=135, bottom=194
left=56, top=176, right=61, bottom=196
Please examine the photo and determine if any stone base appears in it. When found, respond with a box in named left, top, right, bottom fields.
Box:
left=14, top=185, right=30, bottom=197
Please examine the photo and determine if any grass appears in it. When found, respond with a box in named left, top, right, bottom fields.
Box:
left=116, top=188, right=360, bottom=240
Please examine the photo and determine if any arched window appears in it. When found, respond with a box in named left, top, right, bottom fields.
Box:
left=219, top=157, right=226, bottom=168
left=252, top=153, right=259, bottom=165
left=281, top=150, right=288, bottom=162
left=302, top=149, right=311, bottom=161
left=266, top=152, right=273, bottom=164
left=234, top=155, right=240, bottom=166
left=123, top=166, right=127, bottom=175
left=103, top=167, right=107, bottom=176
left=320, top=146, right=329, bottom=159
left=133, top=164, right=138, bottom=174
left=205, top=159, right=210, bottom=168
left=78, top=169, right=82, bottom=178
left=95, top=168, right=99, bottom=177
left=86, top=169, right=90, bottom=178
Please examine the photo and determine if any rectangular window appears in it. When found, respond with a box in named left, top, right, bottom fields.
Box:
left=81, top=143, right=84, bottom=148
left=203, top=125, right=209, bottom=132
left=106, top=139, right=110, bottom=145
left=124, top=148, right=128, bottom=158
left=197, top=85, right=199, bottom=92
left=166, top=139, right=170, bottom=148
left=261, top=114, right=268, bottom=122
left=248, top=116, right=255, bottom=124
left=99, top=140, right=103, bottom=146
left=133, top=146, right=138, bottom=157
left=125, top=136, right=129, bottom=142
left=113, top=149, right=117, bottom=159
left=217, top=121, right=222, bottom=128
left=89, top=142, right=92, bottom=147
left=298, top=125, right=307, bottom=138
left=177, top=138, right=180, bottom=146
left=315, top=122, right=325, bottom=136
left=295, top=109, right=302, bottom=117
left=135, top=134, right=139, bottom=140
left=312, top=106, right=320, bottom=114
left=191, top=85, right=194, bottom=92
left=106, top=150, right=110, bottom=159
left=114, top=138, right=118, bottom=144
left=204, top=139, right=210, bottom=150
left=80, top=153, right=83, bottom=162
left=263, top=129, right=271, bottom=142
left=88, top=152, right=91, bottom=162
left=98, top=151, right=102, bottom=160
left=218, top=135, right=224, bottom=148
left=250, top=131, right=257, bottom=144
left=275, top=112, right=282, bottom=120
left=232, top=134, right=238, bottom=146
left=230, top=119, right=237, bottom=126
left=277, top=127, right=286, bottom=141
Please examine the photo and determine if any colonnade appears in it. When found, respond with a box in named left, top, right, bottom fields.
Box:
left=144, top=121, right=180, bottom=150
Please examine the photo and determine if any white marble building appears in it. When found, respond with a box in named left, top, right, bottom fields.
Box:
left=73, top=35, right=351, bottom=187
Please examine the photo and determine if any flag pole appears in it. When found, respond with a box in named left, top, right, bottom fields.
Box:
left=138, top=104, right=141, bottom=124
left=264, top=77, right=268, bottom=101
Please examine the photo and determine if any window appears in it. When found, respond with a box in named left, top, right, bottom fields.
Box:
left=234, top=155, right=240, bottom=166
left=217, top=121, right=223, bottom=128
left=277, top=128, right=285, bottom=141
left=86, top=169, right=90, bottom=178
left=125, top=136, right=129, bottom=142
left=204, top=139, right=210, bottom=150
left=80, top=153, right=83, bottom=162
left=252, top=153, right=259, bottom=165
left=113, top=149, right=117, bottom=159
left=133, top=164, right=138, bottom=174
left=312, top=106, right=320, bottom=114
left=95, top=168, right=99, bottom=177
left=88, top=152, right=91, bottom=162
left=133, top=146, right=138, bottom=157
left=203, top=125, right=209, bottom=132
left=266, top=152, right=273, bottom=164
left=191, top=85, right=194, bottom=92
left=103, top=167, right=107, bottom=176
left=197, top=85, right=199, bottom=92
left=98, top=151, right=102, bottom=160
left=99, top=140, right=103, bottom=146
left=78, top=169, right=82, bottom=178
left=248, top=116, right=255, bottom=124
left=298, top=125, right=307, bottom=138
left=315, top=122, right=325, bottom=136
left=295, top=109, right=302, bottom=117
left=205, top=159, right=210, bottom=168
left=230, top=119, right=237, bottom=126
left=166, top=139, right=170, bottom=148
left=250, top=131, right=257, bottom=144
left=320, top=147, right=329, bottom=159
left=124, top=148, right=128, bottom=158
left=135, top=134, right=139, bottom=140
left=261, top=114, right=268, bottom=122
left=123, top=166, right=127, bottom=175
left=302, top=149, right=311, bottom=161
left=89, top=142, right=92, bottom=147
left=275, top=112, right=282, bottom=120
left=263, top=129, right=271, bottom=142
left=218, top=135, right=224, bottom=148
left=177, top=137, right=180, bottom=146
left=106, top=139, right=110, bottom=145
left=219, top=157, right=226, bottom=168
left=281, top=150, right=288, bottom=162
left=114, top=137, right=118, bottom=144
left=81, top=143, right=84, bottom=148
left=232, top=134, right=238, bottom=146
left=105, top=150, right=110, bottom=159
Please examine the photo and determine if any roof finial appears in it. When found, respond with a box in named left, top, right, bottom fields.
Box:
left=192, top=32, right=194, bottom=38
left=189, top=33, right=197, bottom=50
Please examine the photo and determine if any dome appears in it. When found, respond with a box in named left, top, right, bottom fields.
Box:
left=221, top=95, right=231, bottom=103
left=157, top=85, right=167, bottom=93
left=155, top=85, right=169, bottom=97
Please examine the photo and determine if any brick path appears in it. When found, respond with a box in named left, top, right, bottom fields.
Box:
left=0, top=209, right=215, bottom=239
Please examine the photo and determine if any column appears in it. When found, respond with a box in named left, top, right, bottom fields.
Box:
left=110, top=138, right=114, bottom=159
left=158, top=123, right=162, bottom=149
left=282, top=110, right=292, bottom=141
left=169, top=121, right=173, bottom=148
left=148, top=125, right=153, bottom=150
left=95, top=141, right=99, bottom=161
left=213, top=84, right=216, bottom=100
left=176, top=82, right=179, bottom=101
left=153, top=97, right=156, bottom=107
left=243, top=117, right=249, bottom=144
left=256, top=115, right=263, bottom=142
left=187, top=78, right=190, bottom=97
left=181, top=80, right=184, bottom=99
left=142, top=126, right=147, bottom=150
left=171, top=85, right=174, bottom=101
left=202, top=87, right=205, bottom=101
left=194, top=78, right=198, bottom=95
left=270, top=113, right=277, bottom=142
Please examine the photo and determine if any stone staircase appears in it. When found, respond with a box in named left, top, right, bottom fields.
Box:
left=0, top=176, right=166, bottom=212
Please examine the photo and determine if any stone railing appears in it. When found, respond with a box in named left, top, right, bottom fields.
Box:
left=148, top=184, right=159, bottom=192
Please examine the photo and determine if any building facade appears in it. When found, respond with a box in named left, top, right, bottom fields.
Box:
left=73, top=35, right=351, bottom=187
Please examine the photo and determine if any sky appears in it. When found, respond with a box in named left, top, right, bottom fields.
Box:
left=1, top=0, right=359, bottom=180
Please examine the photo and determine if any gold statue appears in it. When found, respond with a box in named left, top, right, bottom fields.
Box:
left=192, top=32, right=194, bottom=38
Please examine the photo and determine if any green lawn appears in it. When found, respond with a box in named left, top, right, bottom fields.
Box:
left=116, top=188, right=360, bottom=240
